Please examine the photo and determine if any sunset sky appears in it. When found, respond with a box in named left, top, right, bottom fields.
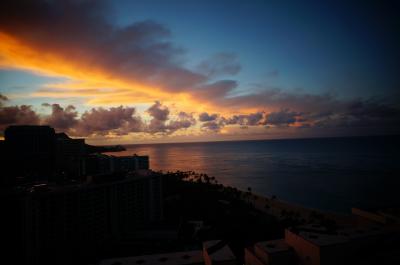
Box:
left=1, top=0, right=399, bottom=144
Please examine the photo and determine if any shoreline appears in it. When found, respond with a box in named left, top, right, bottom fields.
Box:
left=238, top=190, right=355, bottom=225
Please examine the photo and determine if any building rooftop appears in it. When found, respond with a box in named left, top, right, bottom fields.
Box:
left=288, top=222, right=389, bottom=247
left=337, top=225, right=386, bottom=240
left=287, top=225, right=348, bottom=247
left=295, top=230, right=348, bottom=246
left=296, top=223, right=330, bottom=232
left=203, top=240, right=236, bottom=262
left=99, top=250, right=204, bottom=265
left=255, top=239, right=291, bottom=254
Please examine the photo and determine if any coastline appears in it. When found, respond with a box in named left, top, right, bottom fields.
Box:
left=239, top=190, right=355, bottom=225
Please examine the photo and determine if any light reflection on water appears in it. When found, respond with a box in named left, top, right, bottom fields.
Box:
left=105, top=136, right=400, bottom=213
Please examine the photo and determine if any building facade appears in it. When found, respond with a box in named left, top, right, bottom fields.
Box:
left=7, top=171, right=162, bottom=265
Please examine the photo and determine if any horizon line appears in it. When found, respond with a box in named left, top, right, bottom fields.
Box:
left=100, top=133, right=400, bottom=147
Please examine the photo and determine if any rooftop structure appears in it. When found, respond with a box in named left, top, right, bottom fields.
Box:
left=255, top=239, right=291, bottom=254
left=1, top=125, right=150, bottom=186
left=352, top=207, right=400, bottom=225
left=245, top=221, right=398, bottom=265
left=203, top=240, right=236, bottom=265
left=6, top=169, right=162, bottom=265
left=246, top=239, right=294, bottom=265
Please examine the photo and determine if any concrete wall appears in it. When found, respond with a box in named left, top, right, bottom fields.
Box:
left=285, top=230, right=320, bottom=265
left=245, top=248, right=266, bottom=265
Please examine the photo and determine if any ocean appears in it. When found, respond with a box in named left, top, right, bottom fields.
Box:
left=107, top=135, right=400, bottom=213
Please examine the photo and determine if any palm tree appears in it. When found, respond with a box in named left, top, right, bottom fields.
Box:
left=245, top=187, right=253, bottom=204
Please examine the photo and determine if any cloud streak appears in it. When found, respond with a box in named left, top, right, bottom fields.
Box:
left=1, top=92, right=399, bottom=139
left=197, top=53, right=241, bottom=78
left=0, top=0, right=207, bottom=107
left=264, top=109, right=300, bottom=126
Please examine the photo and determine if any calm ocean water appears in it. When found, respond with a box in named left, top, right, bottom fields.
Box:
left=109, top=136, right=400, bottom=213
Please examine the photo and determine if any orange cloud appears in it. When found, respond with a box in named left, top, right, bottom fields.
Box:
left=0, top=0, right=259, bottom=117
left=0, top=33, right=163, bottom=97
left=0, top=32, right=216, bottom=114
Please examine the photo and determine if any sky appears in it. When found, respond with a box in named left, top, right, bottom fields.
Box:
left=0, top=0, right=399, bottom=144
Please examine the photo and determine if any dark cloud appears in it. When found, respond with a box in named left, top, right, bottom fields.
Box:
left=147, top=101, right=169, bottom=121
left=0, top=0, right=206, bottom=92
left=192, top=80, right=237, bottom=101
left=200, top=112, right=265, bottom=132
left=0, top=98, right=139, bottom=136
left=311, top=99, right=400, bottom=133
left=42, top=103, right=78, bottom=131
left=201, top=121, right=223, bottom=132
left=0, top=96, right=399, bottom=138
left=204, top=87, right=400, bottom=134
left=75, top=106, right=143, bottom=136
left=202, top=94, right=400, bottom=135
left=0, top=105, right=40, bottom=132
left=0, top=98, right=199, bottom=136
left=242, top=112, right=264, bottom=126
left=226, top=112, right=264, bottom=126
left=264, top=109, right=299, bottom=126
left=147, top=102, right=196, bottom=134
left=199, top=112, right=218, bottom=122
left=165, top=112, right=196, bottom=132
left=346, top=99, right=400, bottom=119
left=213, top=88, right=340, bottom=113
left=197, top=53, right=241, bottom=78
left=0, top=94, right=40, bottom=131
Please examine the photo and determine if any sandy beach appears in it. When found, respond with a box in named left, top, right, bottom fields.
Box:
left=240, top=191, right=355, bottom=225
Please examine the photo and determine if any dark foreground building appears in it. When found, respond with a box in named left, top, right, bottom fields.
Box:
left=5, top=171, right=162, bottom=265
left=3, top=125, right=58, bottom=184
left=2, top=125, right=149, bottom=185
left=2, top=125, right=86, bottom=184
left=0, top=125, right=159, bottom=265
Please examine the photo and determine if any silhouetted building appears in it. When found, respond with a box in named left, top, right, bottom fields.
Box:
left=10, top=170, right=162, bottom=265
left=203, top=240, right=237, bottom=265
left=4, top=125, right=57, bottom=183
left=86, top=153, right=115, bottom=175
left=55, top=132, right=86, bottom=178
left=245, top=223, right=399, bottom=265
left=86, top=154, right=150, bottom=176
left=0, top=125, right=159, bottom=265
left=114, top=154, right=150, bottom=172
left=245, top=239, right=293, bottom=265
left=2, top=126, right=88, bottom=184
left=352, top=207, right=400, bottom=225
left=0, top=139, right=13, bottom=186
left=1, top=125, right=151, bottom=186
